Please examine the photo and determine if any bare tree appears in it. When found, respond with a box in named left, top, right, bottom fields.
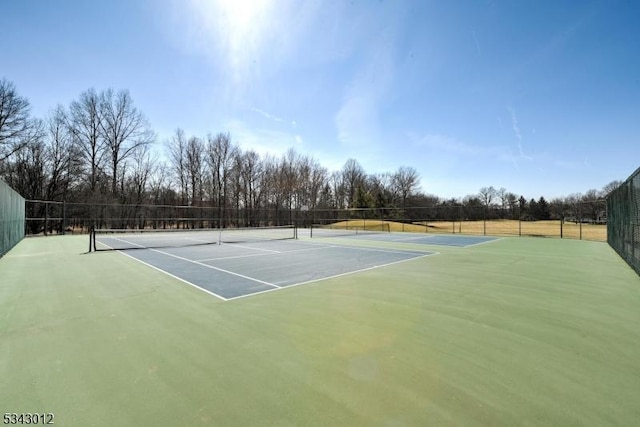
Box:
left=281, top=148, right=301, bottom=210
left=259, top=154, right=279, bottom=210
left=581, top=188, right=604, bottom=221
left=45, top=105, right=77, bottom=200
left=368, top=172, right=393, bottom=208
left=506, top=192, right=519, bottom=219
left=166, top=128, right=189, bottom=204
left=4, top=119, right=46, bottom=199
left=99, top=89, right=155, bottom=197
left=206, top=132, right=236, bottom=225
left=186, top=136, right=205, bottom=206
left=341, top=158, right=366, bottom=208
left=602, top=180, right=623, bottom=197
left=0, top=78, right=34, bottom=162
left=392, top=166, right=421, bottom=209
left=148, top=161, right=174, bottom=205
left=496, top=187, right=508, bottom=218
left=124, top=144, right=156, bottom=205
left=329, top=170, right=346, bottom=209
left=68, top=88, right=106, bottom=194
left=236, top=149, right=262, bottom=225
left=308, top=158, right=328, bottom=209
left=478, top=186, right=497, bottom=207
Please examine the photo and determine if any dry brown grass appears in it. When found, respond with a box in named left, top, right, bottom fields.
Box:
left=320, top=219, right=607, bottom=242
left=422, top=219, right=606, bottom=241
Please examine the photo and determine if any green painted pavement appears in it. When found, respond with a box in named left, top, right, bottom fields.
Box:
left=1, top=235, right=639, bottom=426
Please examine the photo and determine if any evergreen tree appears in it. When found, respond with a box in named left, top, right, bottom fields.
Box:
left=537, top=196, right=551, bottom=220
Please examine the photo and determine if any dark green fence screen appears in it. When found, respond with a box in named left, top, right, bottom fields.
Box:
left=607, top=167, right=640, bottom=275
left=0, top=178, right=25, bottom=257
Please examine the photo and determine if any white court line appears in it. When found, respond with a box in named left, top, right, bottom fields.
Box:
left=222, top=243, right=281, bottom=253
left=100, top=238, right=434, bottom=302
left=388, top=235, right=436, bottom=242
left=299, top=240, right=429, bottom=257
left=196, top=245, right=336, bottom=262
left=115, top=250, right=229, bottom=301
left=100, top=236, right=146, bottom=249
left=226, top=251, right=439, bottom=302
left=464, top=237, right=502, bottom=247
left=147, top=248, right=281, bottom=288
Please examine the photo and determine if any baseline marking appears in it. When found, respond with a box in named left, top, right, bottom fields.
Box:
left=226, top=251, right=439, bottom=302
left=148, top=248, right=281, bottom=288
left=196, top=245, right=336, bottom=263
left=463, top=237, right=501, bottom=247
left=222, top=243, right=281, bottom=253
left=116, top=250, right=229, bottom=301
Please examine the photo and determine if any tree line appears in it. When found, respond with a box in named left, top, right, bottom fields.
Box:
left=0, top=78, right=620, bottom=229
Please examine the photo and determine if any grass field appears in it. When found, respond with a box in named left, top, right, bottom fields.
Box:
left=1, top=234, right=639, bottom=426
left=322, top=219, right=607, bottom=241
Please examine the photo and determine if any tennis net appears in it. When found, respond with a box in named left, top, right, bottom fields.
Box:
left=310, top=222, right=390, bottom=238
left=91, top=225, right=296, bottom=251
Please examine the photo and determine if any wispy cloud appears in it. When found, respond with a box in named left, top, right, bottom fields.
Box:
left=335, top=30, right=396, bottom=150
left=471, top=30, right=481, bottom=56
left=554, top=158, right=592, bottom=171
left=410, top=132, right=527, bottom=170
left=251, top=107, right=285, bottom=123
left=226, top=119, right=302, bottom=157
left=508, top=106, right=523, bottom=153
left=506, top=106, right=534, bottom=169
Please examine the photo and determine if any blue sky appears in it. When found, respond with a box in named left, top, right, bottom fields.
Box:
left=1, top=0, right=638, bottom=199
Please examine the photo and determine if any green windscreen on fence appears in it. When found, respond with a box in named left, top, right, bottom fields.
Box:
left=0, top=178, right=25, bottom=257
left=607, top=167, right=640, bottom=275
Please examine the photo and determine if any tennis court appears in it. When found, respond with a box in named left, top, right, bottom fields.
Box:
left=92, top=227, right=433, bottom=300
left=308, top=227, right=498, bottom=247
left=3, top=231, right=640, bottom=426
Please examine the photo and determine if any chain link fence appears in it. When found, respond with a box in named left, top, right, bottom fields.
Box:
left=607, top=167, right=640, bottom=275
left=0, top=178, right=25, bottom=257
left=300, top=202, right=606, bottom=241
left=24, top=199, right=608, bottom=242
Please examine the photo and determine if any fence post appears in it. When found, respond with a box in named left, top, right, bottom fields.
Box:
left=519, top=218, right=522, bottom=237
left=44, top=201, right=49, bottom=236
left=482, top=207, right=486, bottom=236
left=62, top=201, right=67, bottom=235
left=579, top=203, right=585, bottom=240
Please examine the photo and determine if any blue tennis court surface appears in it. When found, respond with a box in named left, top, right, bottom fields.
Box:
left=309, top=231, right=498, bottom=247
left=112, top=239, right=433, bottom=301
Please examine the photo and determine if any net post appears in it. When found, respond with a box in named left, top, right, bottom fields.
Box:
left=89, top=226, right=94, bottom=252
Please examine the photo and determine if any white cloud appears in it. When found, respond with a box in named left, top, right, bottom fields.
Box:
left=506, top=106, right=534, bottom=167
left=251, top=107, right=284, bottom=123
left=226, top=119, right=302, bottom=157
left=334, top=30, right=396, bottom=149
left=508, top=107, right=523, bottom=150
left=409, top=132, right=529, bottom=171
left=472, top=30, right=481, bottom=56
